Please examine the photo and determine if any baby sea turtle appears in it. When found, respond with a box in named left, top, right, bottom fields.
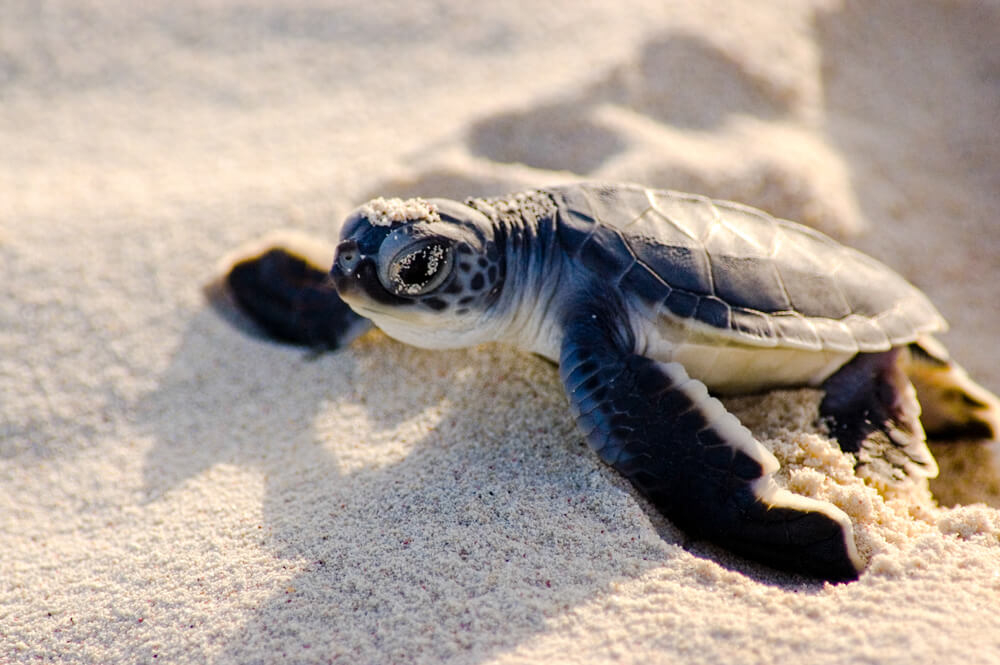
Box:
left=218, top=182, right=1000, bottom=581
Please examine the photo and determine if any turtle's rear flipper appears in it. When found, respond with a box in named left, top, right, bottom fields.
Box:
left=208, top=232, right=372, bottom=349
left=819, top=349, right=938, bottom=483
left=904, top=337, right=1000, bottom=441
left=560, top=303, right=863, bottom=581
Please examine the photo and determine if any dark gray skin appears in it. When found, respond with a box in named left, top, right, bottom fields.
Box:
left=223, top=182, right=1000, bottom=582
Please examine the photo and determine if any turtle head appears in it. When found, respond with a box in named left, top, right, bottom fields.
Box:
left=330, top=197, right=506, bottom=349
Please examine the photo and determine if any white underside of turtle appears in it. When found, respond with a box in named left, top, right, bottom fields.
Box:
left=215, top=181, right=1000, bottom=582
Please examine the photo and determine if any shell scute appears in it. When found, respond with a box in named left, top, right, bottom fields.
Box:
left=828, top=253, right=907, bottom=319
left=556, top=212, right=593, bottom=257
left=710, top=201, right=780, bottom=256
left=621, top=263, right=671, bottom=304
left=582, top=182, right=654, bottom=229
left=637, top=243, right=714, bottom=296
left=841, top=315, right=892, bottom=351
left=710, top=255, right=790, bottom=313
left=663, top=289, right=700, bottom=319
left=578, top=226, right=636, bottom=281
left=694, top=296, right=732, bottom=329
left=778, top=267, right=853, bottom=320
left=813, top=320, right=859, bottom=353
left=770, top=312, right=823, bottom=350
left=646, top=190, right=718, bottom=243
left=730, top=307, right=779, bottom=346
left=875, top=307, right=919, bottom=345
left=555, top=188, right=597, bottom=256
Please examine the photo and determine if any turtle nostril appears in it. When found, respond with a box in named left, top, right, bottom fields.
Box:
left=336, top=241, right=362, bottom=273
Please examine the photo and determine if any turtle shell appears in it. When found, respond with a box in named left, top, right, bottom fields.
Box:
left=548, top=182, right=945, bottom=353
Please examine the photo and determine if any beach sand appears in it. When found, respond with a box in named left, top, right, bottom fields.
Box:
left=3, top=1, right=1000, bottom=663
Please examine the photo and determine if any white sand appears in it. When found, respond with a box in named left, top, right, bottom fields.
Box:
left=3, top=1, right=1000, bottom=663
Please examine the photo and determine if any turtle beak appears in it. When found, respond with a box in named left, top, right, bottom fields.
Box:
left=330, top=239, right=363, bottom=293
left=331, top=237, right=414, bottom=308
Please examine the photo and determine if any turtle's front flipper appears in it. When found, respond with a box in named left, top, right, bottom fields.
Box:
left=559, top=303, right=863, bottom=581
left=213, top=234, right=372, bottom=349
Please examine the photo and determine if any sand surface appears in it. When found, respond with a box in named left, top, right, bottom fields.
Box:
left=3, top=1, right=1000, bottom=663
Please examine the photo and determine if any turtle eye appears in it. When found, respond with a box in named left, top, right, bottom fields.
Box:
left=382, top=240, right=453, bottom=296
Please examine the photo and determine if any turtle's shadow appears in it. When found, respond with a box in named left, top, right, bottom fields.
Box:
left=134, top=311, right=638, bottom=661
left=466, top=32, right=791, bottom=174
left=135, top=304, right=828, bottom=662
